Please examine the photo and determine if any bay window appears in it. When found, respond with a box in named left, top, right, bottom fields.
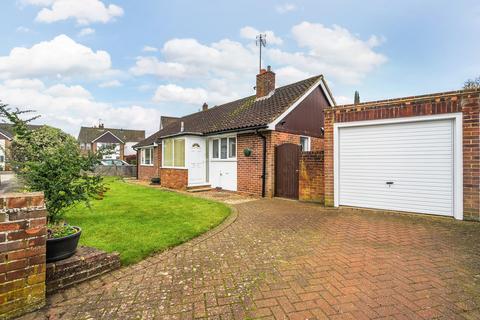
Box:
left=163, top=138, right=185, bottom=168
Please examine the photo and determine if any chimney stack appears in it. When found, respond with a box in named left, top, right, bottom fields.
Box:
left=256, top=65, right=275, bottom=98
left=202, top=102, right=208, bottom=111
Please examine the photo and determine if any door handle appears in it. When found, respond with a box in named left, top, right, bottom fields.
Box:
left=386, top=181, right=394, bottom=188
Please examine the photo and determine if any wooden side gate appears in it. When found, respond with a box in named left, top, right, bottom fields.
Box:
left=275, top=143, right=300, bottom=199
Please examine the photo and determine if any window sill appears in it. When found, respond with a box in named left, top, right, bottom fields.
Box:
left=162, top=166, right=187, bottom=170
left=140, top=164, right=154, bottom=167
left=210, top=158, right=237, bottom=162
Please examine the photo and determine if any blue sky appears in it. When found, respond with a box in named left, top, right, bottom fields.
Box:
left=0, top=0, right=478, bottom=136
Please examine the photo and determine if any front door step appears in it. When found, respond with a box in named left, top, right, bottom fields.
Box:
left=186, top=185, right=212, bottom=193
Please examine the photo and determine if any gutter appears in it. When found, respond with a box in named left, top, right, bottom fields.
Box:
left=255, top=129, right=267, bottom=198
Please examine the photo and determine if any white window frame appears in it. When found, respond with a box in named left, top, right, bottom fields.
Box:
left=162, top=138, right=186, bottom=169
left=140, top=147, right=154, bottom=166
left=211, top=135, right=237, bottom=161
left=300, top=136, right=311, bottom=152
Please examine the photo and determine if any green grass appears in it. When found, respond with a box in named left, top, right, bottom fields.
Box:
left=65, top=178, right=230, bottom=265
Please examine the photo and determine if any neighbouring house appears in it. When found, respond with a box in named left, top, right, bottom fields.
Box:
left=134, top=67, right=336, bottom=197
left=0, top=123, right=44, bottom=171
left=78, top=124, right=145, bottom=161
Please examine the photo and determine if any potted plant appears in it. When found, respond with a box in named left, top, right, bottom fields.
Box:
left=1, top=104, right=104, bottom=262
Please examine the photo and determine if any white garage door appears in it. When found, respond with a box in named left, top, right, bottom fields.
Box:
left=338, top=119, right=454, bottom=216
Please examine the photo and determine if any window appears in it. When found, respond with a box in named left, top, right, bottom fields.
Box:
left=141, top=148, right=153, bottom=165
left=0, top=155, right=4, bottom=163
left=300, top=136, right=311, bottom=152
left=212, top=139, right=219, bottom=158
left=220, top=138, right=228, bottom=159
left=212, top=137, right=236, bottom=159
left=228, top=137, right=236, bottom=158
left=174, top=139, right=185, bottom=167
left=163, top=138, right=185, bottom=168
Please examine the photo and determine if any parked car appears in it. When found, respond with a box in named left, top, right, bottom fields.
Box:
left=101, top=159, right=130, bottom=166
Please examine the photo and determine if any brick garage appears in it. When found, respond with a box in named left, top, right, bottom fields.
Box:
left=324, top=90, right=480, bottom=220
left=0, top=192, right=47, bottom=319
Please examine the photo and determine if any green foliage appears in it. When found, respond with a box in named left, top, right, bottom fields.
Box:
left=0, top=103, right=104, bottom=224
left=464, top=77, right=480, bottom=90
left=47, top=224, right=79, bottom=239
left=354, top=90, right=360, bottom=104
left=66, top=178, right=230, bottom=265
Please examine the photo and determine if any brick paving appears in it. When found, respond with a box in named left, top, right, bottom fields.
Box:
left=23, top=199, right=480, bottom=319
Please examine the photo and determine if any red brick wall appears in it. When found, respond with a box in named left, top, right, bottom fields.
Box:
left=137, top=146, right=161, bottom=181
left=299, top=151, right=324, bottom=203
left=237, top=131, right=324, bottom=197
left=324, top=90, right=480, bottom=220
left=161, top=168, right=188, bottom=190
left=0, top=192, right=46, bottom=319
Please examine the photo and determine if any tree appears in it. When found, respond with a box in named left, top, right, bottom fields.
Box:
left=354, top=91, right=360, bottom=104
left=0, top=103, right=104, bottom=224
left=464, top=77, right=480, bottom=90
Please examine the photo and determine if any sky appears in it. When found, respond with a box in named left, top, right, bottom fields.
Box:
left=0, top=0, right=478, bottom=137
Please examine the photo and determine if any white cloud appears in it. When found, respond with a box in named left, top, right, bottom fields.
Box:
left=0, top=78, right=160, bottom=136
left=44, top=83, right=92, bottom=98
left=153, top=84, right=208, bottom=105
left=130, top=57, right=188, bottom=78
left=265, top=22, right=387, bottom=84
left=142, top=46, right=158, bottom=52
left=0, top=34, right=112, bottom=79
left=78, top=27, right=95, bottom=36
left=335, top=95, right=353, bottom=105
left=239, top=26, right=283, bottom=45
left=16, top=26, right=30, bottom=33
left=275, top=3, right=296, bottom=14
left=98, top=80, right=122, bottom=88
left=23, top=0, right=123, bottom=25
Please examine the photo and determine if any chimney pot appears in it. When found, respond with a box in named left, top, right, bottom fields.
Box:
left=202, top=102, right=208, bottom=111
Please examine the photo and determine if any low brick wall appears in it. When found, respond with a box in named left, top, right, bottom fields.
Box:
left=0, top=192, right=46, bottom=319
left=46, top=246, right=120, bottom=294
left=299, top=151, right=324, bottom=203
left=161, top=168, right=188, bottom=190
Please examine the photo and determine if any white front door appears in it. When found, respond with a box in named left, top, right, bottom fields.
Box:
left=188, top=137, right=206, bottom=186
left=337, top=118, right=455, bottom=216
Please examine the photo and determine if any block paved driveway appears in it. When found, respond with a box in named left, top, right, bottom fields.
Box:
left=26, top=199, right=480, bottom=319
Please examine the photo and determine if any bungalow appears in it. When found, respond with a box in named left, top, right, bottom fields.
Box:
left=134, top=67, right=336, bottom=197
left=78, top=124, right=145, bottom=161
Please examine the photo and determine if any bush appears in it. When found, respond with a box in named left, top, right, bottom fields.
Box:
left=0, top=104, right=105, bottom=224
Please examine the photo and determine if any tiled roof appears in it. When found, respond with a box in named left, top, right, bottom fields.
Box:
left=78, top=127, right=145, bottom=144
left=0, top=123, right=44, bottom=140
left=135, top=75, right=323, bottom=147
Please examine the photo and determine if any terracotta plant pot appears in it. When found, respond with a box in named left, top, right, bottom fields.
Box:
left=46, top=227, right=82, bottom=263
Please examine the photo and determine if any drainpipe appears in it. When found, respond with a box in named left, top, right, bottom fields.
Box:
left=256, top=130, right=267, bottom=197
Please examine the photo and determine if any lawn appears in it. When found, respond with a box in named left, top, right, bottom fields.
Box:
left=65, top=178, right=231, bottom=265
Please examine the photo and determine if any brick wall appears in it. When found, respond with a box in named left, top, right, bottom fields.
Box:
left=324, top=90, right=480, bottom=220
left=0, top=192, right=46, bottom=319
left=237, top=131, right=324, bottom=197
left=137, top=146, right=161, bottom=181
left=161, top=168, right=188, bottom=190
left=299, top=151, right=324, bottom=203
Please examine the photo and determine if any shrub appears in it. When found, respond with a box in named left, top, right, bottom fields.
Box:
left=0, top=103, right=105, bottom=224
